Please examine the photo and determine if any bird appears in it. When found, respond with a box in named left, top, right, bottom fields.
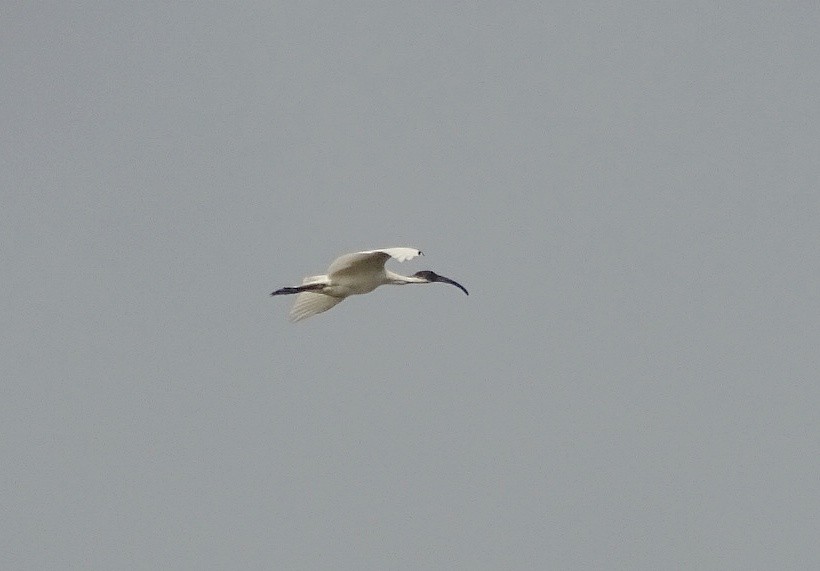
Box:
left=270, top=247, right=468, bottom=322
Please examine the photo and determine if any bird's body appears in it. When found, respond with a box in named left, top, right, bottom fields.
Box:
left=270, top=247, right=468, bottom=322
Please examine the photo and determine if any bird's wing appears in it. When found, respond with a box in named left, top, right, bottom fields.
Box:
left=369, top=247, right=423, bottom=262
left=289, top=292, right=344, bottom=322
left=326, top=247, right=422, bottom=277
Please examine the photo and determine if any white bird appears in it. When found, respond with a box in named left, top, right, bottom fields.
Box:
left=270, top=247, right=468, bottom=322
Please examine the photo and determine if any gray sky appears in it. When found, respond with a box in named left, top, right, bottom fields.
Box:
left=3, top=2, right=820, bottom=569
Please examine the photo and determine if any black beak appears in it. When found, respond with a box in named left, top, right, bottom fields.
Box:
left=435, top=274, right=469, bottom=295
left=418, top=271, right=468, bottom=295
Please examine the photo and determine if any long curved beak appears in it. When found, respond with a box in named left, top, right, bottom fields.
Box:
left=432, top=274, right=469, bottom=295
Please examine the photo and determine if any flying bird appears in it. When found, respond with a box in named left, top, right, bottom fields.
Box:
left=270, top=247, right=468, bottom=322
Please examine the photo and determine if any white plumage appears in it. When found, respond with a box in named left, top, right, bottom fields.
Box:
left=270, top=247, right=468, bottom=322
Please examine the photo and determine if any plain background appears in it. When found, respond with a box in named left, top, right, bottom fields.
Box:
left=3, top=2, right=819, bottom=569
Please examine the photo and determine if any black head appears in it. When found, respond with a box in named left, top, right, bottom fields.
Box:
left=413, top=270, right=438, bottom=281
left=412, top=270, right=469, bottom=295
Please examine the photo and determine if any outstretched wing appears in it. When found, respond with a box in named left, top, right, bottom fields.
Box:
left=326, top=247, right=422, bottom=278
left=289, top=292, right=344, bottom=322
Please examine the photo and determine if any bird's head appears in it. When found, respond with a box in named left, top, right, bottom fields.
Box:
left=412, top=271, right=469, bottom=295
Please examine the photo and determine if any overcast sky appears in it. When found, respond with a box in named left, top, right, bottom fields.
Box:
left=3, top=2, right=820, bottom=569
